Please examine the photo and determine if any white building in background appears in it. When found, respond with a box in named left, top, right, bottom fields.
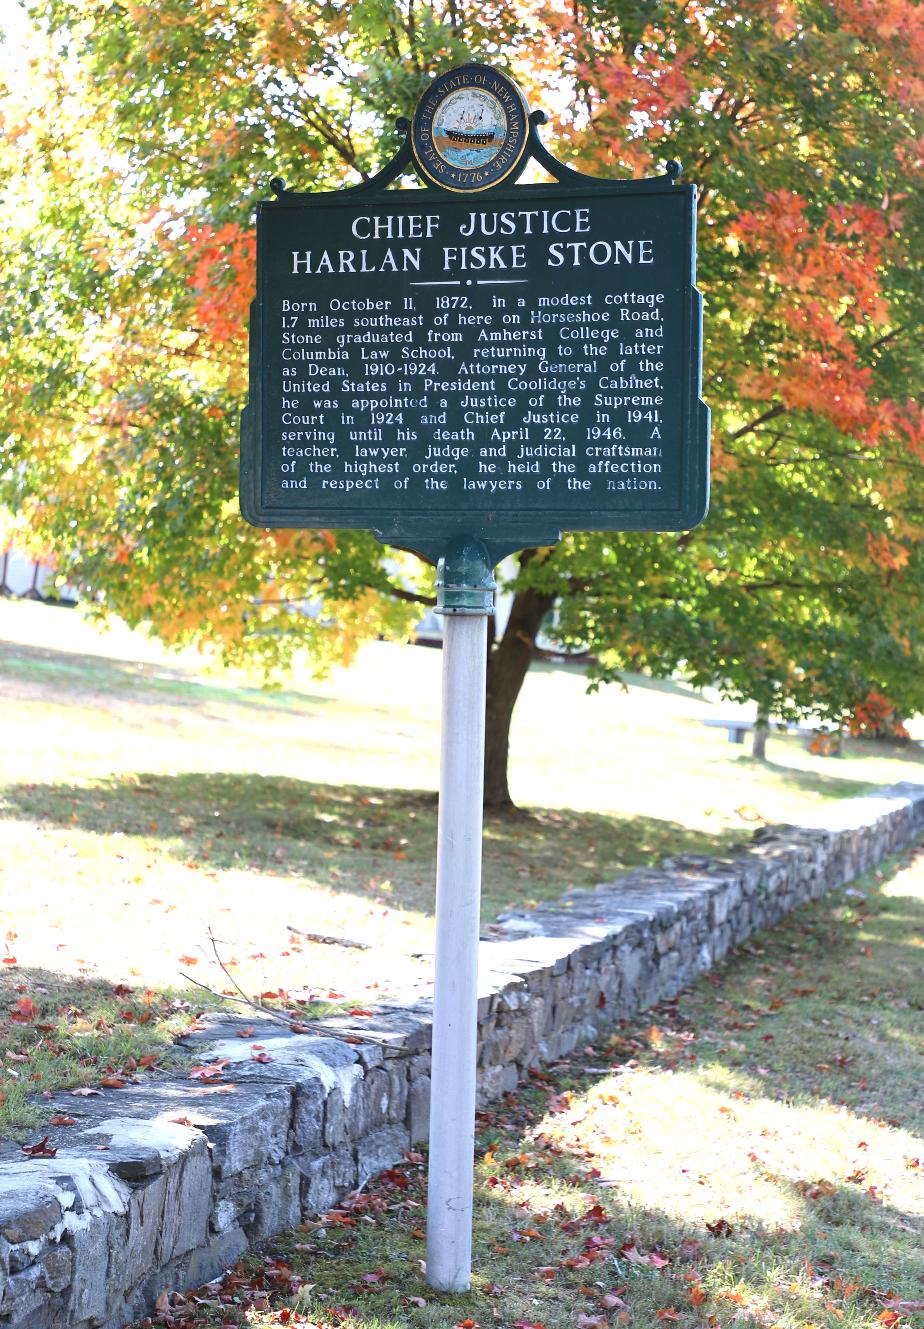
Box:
left=0, top=548, right=77, bottom=601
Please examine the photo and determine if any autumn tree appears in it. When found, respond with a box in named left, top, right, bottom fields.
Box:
left=1, top=0, right=922, bottom=805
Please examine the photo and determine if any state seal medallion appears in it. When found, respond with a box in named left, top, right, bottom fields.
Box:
left=412, top=65, right=530, bottom=192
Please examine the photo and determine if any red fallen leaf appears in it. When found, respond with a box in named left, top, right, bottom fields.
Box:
left=111, top=984, right=133, bottom=996
left=348, top=1009, right=374, bottom=1017
left=289, top=1023, right=313, bottom=1034
left=10, top=997, right=36, bottom=1022
left=99, top=1077, right=126, bottom=1089
left=512, top=1321, right=546, bottom=1328
left=167, top=1116, right=195, bottom=1128
left=235, top=1028, right=256, bottom=1038
left=535, top=1266, right=557, bottom=1279
left=706, top=1217, right=734, bottom=1237
left=50, top=1115, right=77, bottom=1126
left=689, top=1282, right=707, bottom=1306
left=22, top=1136, right=57, bottom=1158
left=343, top=1036, right=364, bottom=1045
left=360, top=1269, right=386, bottom=1283
left=189, top=1060, right=230, bottom=1080
left=138, top=1055, right=158, bottom=1068
left=278, top=1310, right=291, bottom=1324
left=454, top=1321, right=479, bottom=1329
left=2, top=957, right=17, bottom=965
left=619, top=1241, right=669, bottom=1268
left=656, top=1311, right=680, bottom=1321
left=877, top=1312, right=902, bottom=1328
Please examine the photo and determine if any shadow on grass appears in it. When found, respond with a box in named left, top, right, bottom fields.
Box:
left=0, top=772, right=737, bottom=918
left=450, top=853, right=924, bottom=1323
left=0, top=640, right=332, bottom=714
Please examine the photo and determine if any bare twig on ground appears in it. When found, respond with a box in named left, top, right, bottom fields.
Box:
left=286, top=923, right=371, bottom=950
left=176, top=929, right=370, bottom=1042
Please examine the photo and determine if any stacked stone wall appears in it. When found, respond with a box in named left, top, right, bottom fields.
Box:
left=2, top=783, right=922, bottom=1329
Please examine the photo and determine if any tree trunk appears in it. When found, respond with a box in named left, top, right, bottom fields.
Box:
left=483, top=581, right=555, bottom=809
left=752, top=708, right=770, bottom=761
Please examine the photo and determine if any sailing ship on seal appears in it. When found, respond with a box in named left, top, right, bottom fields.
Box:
left=432, top=89, right=504, bottom=162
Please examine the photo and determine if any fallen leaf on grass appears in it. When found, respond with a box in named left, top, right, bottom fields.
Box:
left=576, top=1315, right=607, bottom=1328
left=706, top=1217, right=734, bottom=1237
left=796, top=1179, right=837, bottom=1201
left=656, top=1311, right=680, bottom=1322
left=601, top=1290, right=627, bottom=1310
left=9, top=997, right=36, bottom=1022
left=402, top=1295, right=427, bottom=1308
left=619, top=1240, right=669, bottom=1268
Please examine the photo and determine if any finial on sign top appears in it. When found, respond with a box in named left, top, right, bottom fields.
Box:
left=269, top=177, right=287, bottom=196
left=395, top=117, right=411, bottom=135
left=666, top=159, right=682, bottom=180
left=530, top=109, right=548, bottom=127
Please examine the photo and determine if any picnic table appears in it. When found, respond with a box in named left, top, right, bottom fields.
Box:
left=703, top=718, right=840, bottom=755
left=703, top=718, right=818, bottom=742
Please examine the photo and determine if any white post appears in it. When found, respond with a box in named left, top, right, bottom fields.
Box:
left=426, top=544, right=491, bottom=1293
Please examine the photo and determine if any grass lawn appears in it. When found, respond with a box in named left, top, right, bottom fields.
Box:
left=144, top=845, right=924, bottom=1329
left=2, top=597, right=924, bottom=1137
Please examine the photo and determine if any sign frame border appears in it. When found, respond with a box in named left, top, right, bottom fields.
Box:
left=240, top=111, right=710, bottom=563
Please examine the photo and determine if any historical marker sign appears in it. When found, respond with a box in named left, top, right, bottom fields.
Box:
left=240, top=67, right=709, bottom=559
left=239, top=65, right=710, bottom=1296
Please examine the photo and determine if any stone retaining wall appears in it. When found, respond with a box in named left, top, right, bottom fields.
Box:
left=3, top=783, right=923, bottom=1329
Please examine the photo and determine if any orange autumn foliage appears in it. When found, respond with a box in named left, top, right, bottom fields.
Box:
left=184, top=223, right=256, bottom=346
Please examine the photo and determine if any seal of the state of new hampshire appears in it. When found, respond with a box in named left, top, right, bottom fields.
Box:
left=412, top=65, right=530, bottom=192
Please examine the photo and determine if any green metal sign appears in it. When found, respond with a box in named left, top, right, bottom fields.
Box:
left=241, top=66, right=709, bottom=562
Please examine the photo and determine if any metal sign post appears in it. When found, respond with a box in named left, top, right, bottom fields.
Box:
left=425, top=538, right=494, bottom=1291
left=240, top=61, right=710, bottom=1294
